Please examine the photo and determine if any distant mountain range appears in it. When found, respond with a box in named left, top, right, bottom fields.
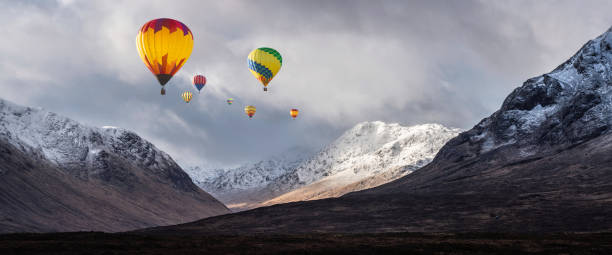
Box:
left=0, top=99, right=229, bottom=233
left=144, top=26, right=612, bottom=234
left=187, top=122, right=461, bottom=210
left=186, top=147, right=312, bottom=210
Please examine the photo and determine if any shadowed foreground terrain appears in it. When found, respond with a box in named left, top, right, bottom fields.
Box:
left=2, top=232, right=612, bottom=254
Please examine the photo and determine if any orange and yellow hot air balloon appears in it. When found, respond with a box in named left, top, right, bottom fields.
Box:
left=136, top=18, right=194, bottom=95
left=244, top=105, right=256, bottom=118
left=290, top=109, right=299, bottom=119
left=181, top=91, right=193, bottom=103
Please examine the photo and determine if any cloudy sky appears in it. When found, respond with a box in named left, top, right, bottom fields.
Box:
left=1, top=0, right=611, bottom=168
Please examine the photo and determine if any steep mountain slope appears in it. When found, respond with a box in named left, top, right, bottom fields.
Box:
left=371, top=24, right=612, bottom=194
left=186, top=122, right=459, bottom=210
left=0, top=99, right=229, bottom=233
left=143, top=26, right=612, bottom=234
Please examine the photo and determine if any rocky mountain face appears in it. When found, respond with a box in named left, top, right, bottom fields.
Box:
left=0, top=99, right=229, bottom=233
left=450, top=28, right=612, bottom=162
left=367, top=25, right=612, bottom=195
left=143, top=26, right=612, bottom=234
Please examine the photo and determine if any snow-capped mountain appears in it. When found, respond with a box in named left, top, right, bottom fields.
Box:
left=187, top=147, right=311, bottom=192
left=0, top=98, right=229, bottom=233
left=185, top=147, right=312, bottom=209
left=442, top=25, right=612, bottom=163
left=262, top=122, right=461, bottom=205
left=1, top=100, right=181, bottom=182
left=187, top=122, right=460, bottom=210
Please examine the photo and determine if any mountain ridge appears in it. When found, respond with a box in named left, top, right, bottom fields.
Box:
left=186, top=122, right=460, bottom=210
left=0, top=98, right=230, bottom=233
left=261, top=122, right=461, bottom=205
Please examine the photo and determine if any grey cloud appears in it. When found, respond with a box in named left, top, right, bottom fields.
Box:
left=1, top=0, right=611, bottom=167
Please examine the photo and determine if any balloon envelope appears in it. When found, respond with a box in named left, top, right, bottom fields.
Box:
left=227, top=98, right=234, bottom=105
left=181, top=91, right=193, bottom=103
left=290, top=109, right=299, bottom=119
left=244, top=105, right=256, bottom=118
left=247, top=47, right=282, bottom=91
left=193, top=75, right=206, bottom=92
left=136, top=18, right=194, bottom=94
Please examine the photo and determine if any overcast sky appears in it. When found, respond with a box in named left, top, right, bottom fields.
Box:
left=1, top=0, right=611, bottom=168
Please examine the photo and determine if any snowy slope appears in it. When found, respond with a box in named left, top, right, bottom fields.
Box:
left=185, top=147, right=312, bottom=209
left=0, top=99, right=176, bottom=176
left=187, top=147, right=311, bottom=192
left=263, top=122, right=461, bottom=204
left=461, top=26, right=612, bottom=159
left=0, top=98, right=229, bottom=232
left=187, top=122, right=460, bottom=210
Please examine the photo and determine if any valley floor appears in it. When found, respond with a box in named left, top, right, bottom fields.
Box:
left=2, top=232, right=612, bottom=254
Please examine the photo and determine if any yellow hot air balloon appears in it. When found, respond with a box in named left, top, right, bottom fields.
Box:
left=181, top=91, right=193, bottom=103
left=290, top=109, right=299, bottom=119
left=247, top=47, right=282, bottom=91
left=244, top=105, right=256, bottom=118
left=136, top=18, right=194, bottom=95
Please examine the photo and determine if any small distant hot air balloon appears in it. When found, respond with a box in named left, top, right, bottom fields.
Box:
left=136, top=18, right=194, bottom=95
left=181, top=91, right=193, bottom=103
left=290, top=109, right=299, bottom=119
left=193, top=75, right=206, bottom=93
left=227, top=98, right=234, bottom=105
left=247, top=47, right=282, bottom=91
left=244, top=105, right=256, bottom=118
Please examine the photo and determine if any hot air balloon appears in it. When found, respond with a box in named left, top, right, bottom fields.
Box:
left=136, top=18, right=194, bottom=95
left=193, top=75, right=206, bottom=93
left=244, top=105, right=256, bottom=118
left=290, top=109, right=299, bottom=119
left=227, top=98, right=234, bottom=105
left=247, top=47, right=282, bottom=91
left=181, top=91, right=193, bottom=103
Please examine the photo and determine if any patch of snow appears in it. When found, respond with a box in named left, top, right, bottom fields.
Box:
left=549, top=67, right=578, bottom=89
left=518, top=104, right=558, bottom=131
left=480, top=137, right=496, bottom=153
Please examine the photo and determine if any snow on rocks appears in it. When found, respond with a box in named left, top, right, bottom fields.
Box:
left=0, top=98, right=175, bottom=174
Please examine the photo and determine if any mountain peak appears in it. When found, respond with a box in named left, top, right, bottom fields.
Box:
left=450, top=27, right=612, bottom=160
left=0, top=98, right=176, bottom=175
left=339, top=122, right=460, bottom=154
left=186, top=121, right=461, bottom=210
left=0, top=97, right=229, bottom=232
left=259, top=121, right=461, bottom=205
